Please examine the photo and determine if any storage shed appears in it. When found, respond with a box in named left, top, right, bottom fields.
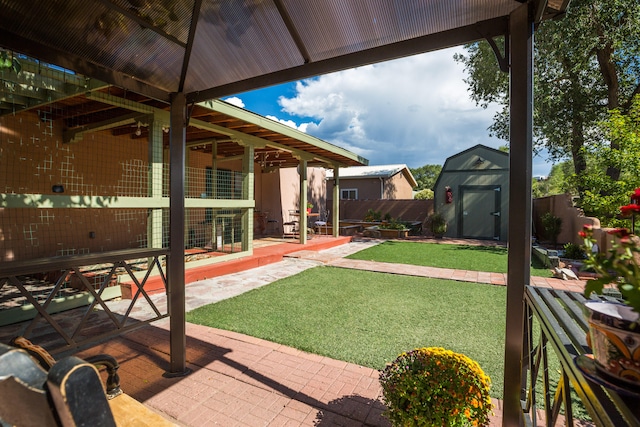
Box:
left=434, top=145, right=509, bottom=241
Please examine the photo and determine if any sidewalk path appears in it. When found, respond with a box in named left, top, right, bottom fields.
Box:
left=75, top=239, right=591, bottom=427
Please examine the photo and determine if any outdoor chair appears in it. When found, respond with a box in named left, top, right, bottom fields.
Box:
left=264, top=211, right=279, bottom=236
left=283, top=210, right=299, bottom=238
left=314, top=209, right=330, bottom=235
left=0, top=337, right=175, bottom=426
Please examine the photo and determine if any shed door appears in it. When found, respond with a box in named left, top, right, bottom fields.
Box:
left=460, top=186, right=501, bottom=240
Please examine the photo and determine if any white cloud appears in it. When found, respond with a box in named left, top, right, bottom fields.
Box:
left=274, top=47, right=504, bottom=169
left=223, top=96, right=245, bottom=108
left=265, top=115, right=308, bottom=132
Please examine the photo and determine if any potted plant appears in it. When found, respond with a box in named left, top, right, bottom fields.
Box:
left=579, top=188, right=640, bottom=387
left=379, top=347, right=493, bottom=427
left=429, top=212, right=447, bottom=238
left=306, top=202, right=313, bottom=214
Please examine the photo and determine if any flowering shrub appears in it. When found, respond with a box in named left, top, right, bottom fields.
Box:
left=580, top=188, right=640, bottom=314
left=379, top=347, right=492, bottom=427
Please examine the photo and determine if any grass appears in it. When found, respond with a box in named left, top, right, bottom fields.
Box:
left=187, top=266, right=508, bottom=399
left=346, top=241, right=554, bottom=277
left=186, top=266, right=589, bottom=420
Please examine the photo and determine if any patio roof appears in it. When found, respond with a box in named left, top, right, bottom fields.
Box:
left=0, top=1, right=567, bottom=103
left=5, top=78, right=368, bottom=168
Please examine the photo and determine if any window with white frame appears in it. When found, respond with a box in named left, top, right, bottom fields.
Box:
left=341, top=188, right=358, bottom=200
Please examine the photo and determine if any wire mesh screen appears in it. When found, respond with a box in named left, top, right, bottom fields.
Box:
left=0, top=93, right=249, bottom=263
left=0, top=61, right=255, bottom=349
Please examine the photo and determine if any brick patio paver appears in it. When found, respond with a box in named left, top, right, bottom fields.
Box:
left=66, top=237, right=592, bottom=426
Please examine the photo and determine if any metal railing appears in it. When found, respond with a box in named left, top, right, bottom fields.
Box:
left=0, top=248, right=169, bottom=355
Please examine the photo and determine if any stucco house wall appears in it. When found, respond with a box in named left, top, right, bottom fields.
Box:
left=326, top=165, right=417, bottom=203
left=278, top=167, right=326, bottom=231
left=385, top=171, right=414, bottom=199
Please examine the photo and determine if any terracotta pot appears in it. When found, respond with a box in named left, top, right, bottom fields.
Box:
left=307, top=208, right=312, bottom=214
left=585, top=301, right=640, bottom=386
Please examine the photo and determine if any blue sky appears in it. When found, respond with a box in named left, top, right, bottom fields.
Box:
left=224, top=47, right=553, bottom=178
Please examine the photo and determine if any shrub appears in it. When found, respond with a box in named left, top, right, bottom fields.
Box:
left=379, top=218, right=407, bottom=230
left=429, top=212, right=447, bottom=235
left=563, top=242, right=586, bottom=260
left=541, top=212, right=562, bottom=247
left=380, top=347, right=492, bottom=427
left=414, top=189, right=434, bottom=200
left=364, top=209, right=382, bottom=222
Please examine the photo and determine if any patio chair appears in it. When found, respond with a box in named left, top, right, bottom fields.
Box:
left=283, top=210, right=299, bottom=238
left=314, top=209, right=330, bottom=235
left=264, top=211, right=279, bottom=236
left=1, top=337, right=174, bottom=427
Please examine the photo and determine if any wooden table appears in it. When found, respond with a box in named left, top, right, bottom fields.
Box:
left=523, top=286, right=640, bottom=426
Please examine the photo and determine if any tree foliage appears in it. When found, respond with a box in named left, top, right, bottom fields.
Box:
left=414, top=188, right=434, bottom=200
left=454, top=0, right=640, bottom=196
left=578, top=94, right=640, bottom=226
left=532, top=161, right=574, bottom=198
left=409, top=164, right=442, bottom=191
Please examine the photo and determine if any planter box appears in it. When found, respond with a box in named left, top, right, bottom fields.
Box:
left=377, top=228, right=409, bottom=239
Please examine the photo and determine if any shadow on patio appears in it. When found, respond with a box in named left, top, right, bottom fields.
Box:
left=76, top=322, right=389, bottom=426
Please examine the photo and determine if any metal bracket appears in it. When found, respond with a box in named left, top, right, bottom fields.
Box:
left=485, top=36, right=509, bottom=73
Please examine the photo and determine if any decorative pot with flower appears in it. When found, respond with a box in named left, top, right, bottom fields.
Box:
left=306, top=202, right=313, bottom=214
left=379, top=347, right=492, bottom=426
left=580, top=188, right=640, bottom=386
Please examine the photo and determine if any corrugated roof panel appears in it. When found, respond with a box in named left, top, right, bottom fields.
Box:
left=326, top=165, right=407, bottom=179
left=282, top=0, right=519, bottom=62
left=108, top=0, right=194, bottom=44
left=185, top=0, right=303, bottom=92
left=0, top=0, right=185, bottom=93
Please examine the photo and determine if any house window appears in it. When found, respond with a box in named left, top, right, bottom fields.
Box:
left=341, top=188, right=358, bottom=200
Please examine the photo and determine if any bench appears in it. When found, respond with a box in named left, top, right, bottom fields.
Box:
left=0, top=338, right=175, bottom=426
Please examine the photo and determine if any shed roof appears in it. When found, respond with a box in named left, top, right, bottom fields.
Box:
left=0, top=1, right=569, bottom=103
left=441, top=144, right=509, bottom=168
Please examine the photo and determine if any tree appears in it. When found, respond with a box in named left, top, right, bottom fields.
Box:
left=578, top=94, right=640, bottom=226
left=454, top=0, right=640, bottom=196
left=414, top=189, right=434, bottom=200
left=409, top=164, right=442, bottom=191
left=531, top=161, right=574, bottom=198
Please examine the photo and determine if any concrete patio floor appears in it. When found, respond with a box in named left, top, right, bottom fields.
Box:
left=66, top=237, right=590, bottom=426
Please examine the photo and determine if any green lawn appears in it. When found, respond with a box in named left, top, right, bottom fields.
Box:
left=186, top=266, right=588, bottom=419
left=347, top=241, right=554, bottom=277
left=187, top=266, right=508, bottom=399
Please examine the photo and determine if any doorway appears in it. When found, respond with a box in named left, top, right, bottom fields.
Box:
left=459, top=185, right=501, bottom=240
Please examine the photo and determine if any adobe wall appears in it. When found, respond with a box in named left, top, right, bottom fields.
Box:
left=532, top=193, right=614, bottom=251
left=1, top=110, right=152, bottom=261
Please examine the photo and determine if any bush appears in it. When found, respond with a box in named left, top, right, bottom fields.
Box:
left=414, top=189, right=434, bottom=200
left=380, top=218, right=407, bottom=230
left=541, top=212, right=562, bottom=247
left=429, top=212, right=447, bottom=235
left=563, top=242, right=586, bottom=260
left=380, top=347, right=492, bottom=427
left=364, top=209, right=382, bottom=222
